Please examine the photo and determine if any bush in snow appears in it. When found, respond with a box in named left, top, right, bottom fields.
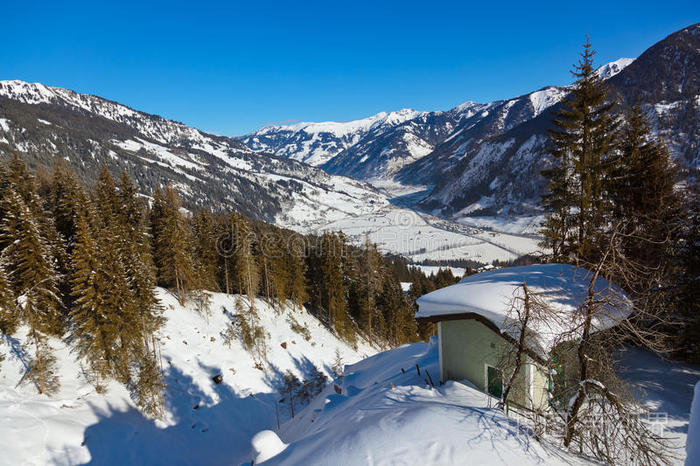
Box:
left=231, top=297, right=268, bottom=362
left=288, top=315, right=311, bottom=342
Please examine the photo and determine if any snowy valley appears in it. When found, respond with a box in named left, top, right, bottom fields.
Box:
left=0, top=11, right=698, bottom=466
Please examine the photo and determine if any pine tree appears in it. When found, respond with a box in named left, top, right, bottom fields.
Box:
left=48, top=163, right=87, bottom=313
left=191, top=208, right=219, bottom=292
left=379, top=277, right=416, bottom=346
left=49, top=161, right=84, bottom=242
left=117, top=173, right=162, bottom=336
left=133, top=348, right=165, bottom=418
left=675, top=185, right=700, bottom=361
left=542, top=37, right=619, bottom=264
left=610, top=105, right=679, bottom=266
left=69, top=206, right=115, bottom=383
left=285, top=231, right=308, bottom=310
left=361, top=236, right=383, bottom=345
left=216, top=213, right=236, bottom=296
left=151, top=186, right=196, bottom=305
left=319, top=233, right=348, bottom=338
left=0, top=257, right=17, bottom=335
left=94, top=167, right=121, bottom=228
left=231, top=212, right=259, bottom=306
left=0, top=188, right=62, bottom=393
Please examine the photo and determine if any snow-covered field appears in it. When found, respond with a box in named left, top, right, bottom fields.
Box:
left=0, top=289, right=375, bottom=465
left=311, top=206, right=541, bottom=265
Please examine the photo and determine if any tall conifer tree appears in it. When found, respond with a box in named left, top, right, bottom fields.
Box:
left=542, top=37, right=619, bottom=264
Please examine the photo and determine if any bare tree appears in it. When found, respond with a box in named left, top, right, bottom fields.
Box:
left=495, top=226, right=676, bottom=464
left=550, top=228, right=674, bottom=465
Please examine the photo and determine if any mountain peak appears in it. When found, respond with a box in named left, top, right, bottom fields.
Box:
left=595, top=58, right=635, bottom=80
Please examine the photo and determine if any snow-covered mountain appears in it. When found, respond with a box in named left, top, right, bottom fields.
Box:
left=238, top=58, right=636, bottom=192
left=418, top=24, right=699, bottom=217
left=242, top=109, right=426, bottom=167
left=394, top=85, right=570, bottom=192
left=240, top=105, right=487, bottom=180
left=0, top=80, right=390, bottom=227
left=239, top=80, right=577, bottom=187
left=595, top=57, right=635, bottom=80
left=241, top=25, right=699, bottom=219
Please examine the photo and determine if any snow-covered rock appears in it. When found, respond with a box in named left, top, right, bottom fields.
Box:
left=595, top=57, right=635, bottom=80
left=250, top=430, right=286, bottom=463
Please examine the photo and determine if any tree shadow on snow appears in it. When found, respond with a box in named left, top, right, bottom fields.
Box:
left=65, top=354, right=335, bottom=466
left=69, top=365, right=277, bottom=465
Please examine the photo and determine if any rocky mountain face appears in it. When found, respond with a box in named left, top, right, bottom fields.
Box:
left=240, top=106, right=488, bottom=180
left=241, top=24, right=699, bottom=218
left=607, top=24, right=700, bottom=172
left=321, top=104, right=484, bottom=180
left=418, top=23, right=699, bottom=216
left=0, top=81, right=388, bottom=227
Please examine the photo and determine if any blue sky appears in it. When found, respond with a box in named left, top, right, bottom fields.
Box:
left=1, top=1, right=698, bottom=135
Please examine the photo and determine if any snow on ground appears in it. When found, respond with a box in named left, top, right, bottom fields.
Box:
left=260, top=338, right=589, bottom=465
left=313, top=207, right=540, bottom=265
left=0, top=289, right=375, bottom=465
left=617, top=347, right=700, bottom=465
left=415, top=265, right=466, bottom=278
left=1, top=288, right=695, bottom=465
left=455, top=214, right=544, bottom=237
left=254, top=342, right=698, bottom=465
left=687, top=381, right=700, bottom=465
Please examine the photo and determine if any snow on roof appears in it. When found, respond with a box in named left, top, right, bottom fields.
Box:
left=416, top=263, right=632, bottom=352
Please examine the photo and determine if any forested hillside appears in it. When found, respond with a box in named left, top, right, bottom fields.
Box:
left=0, top=155, right=461, bottom=415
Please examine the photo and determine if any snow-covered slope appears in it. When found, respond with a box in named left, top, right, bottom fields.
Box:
left=255, top=341, right=697, bottom=465
left=240, top=103, right=487, bottom=181
left=0, top=80, right=396, bottom=226
left=595, top=57, right=635, bottom=80
left=1, top=290, right=694, bottom=464
left=0, top=289, right=375, bottom=465
left=261, top=338, right=589, bottom=465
